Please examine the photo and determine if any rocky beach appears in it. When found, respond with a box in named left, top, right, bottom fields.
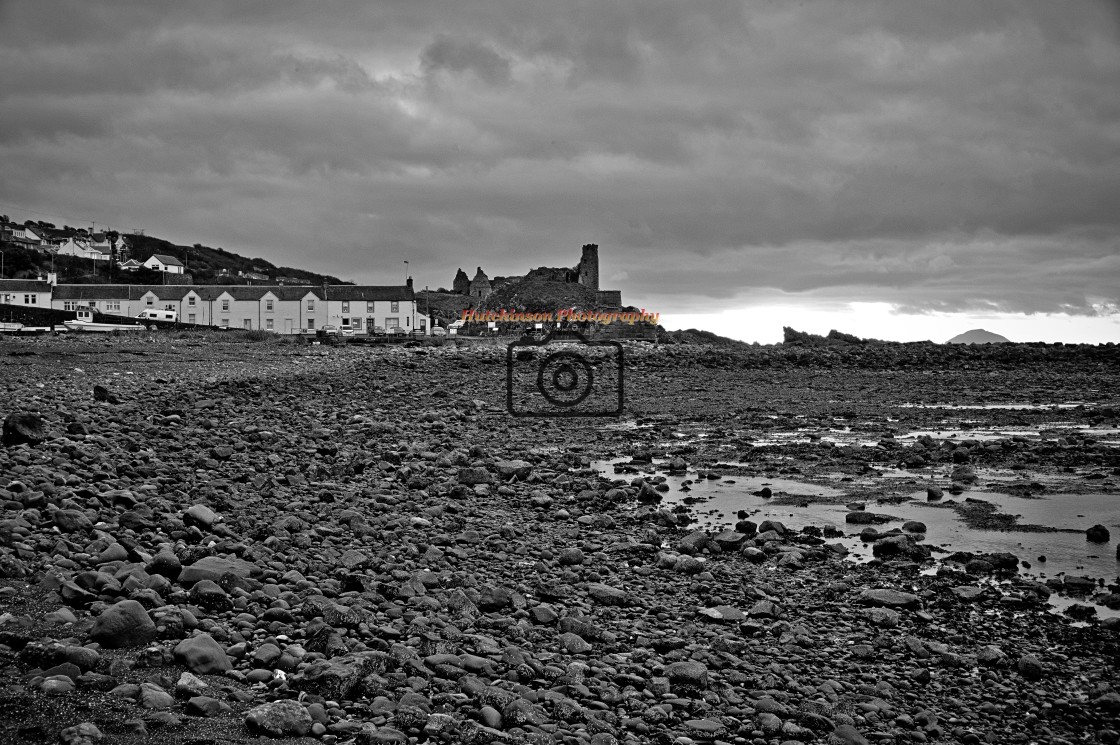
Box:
left=1, top=333, right=1118, bottom=745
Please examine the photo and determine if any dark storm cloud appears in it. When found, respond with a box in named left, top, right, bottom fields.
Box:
left=421, top=36, right=512, bottom=86
left=0, top=0, right=1117, bottom=316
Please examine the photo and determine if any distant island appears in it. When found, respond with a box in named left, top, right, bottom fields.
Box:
left=947, top=328, right=1011, bottom=344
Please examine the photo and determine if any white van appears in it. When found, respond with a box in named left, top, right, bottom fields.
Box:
left=136, top=309, right=178, bottom=322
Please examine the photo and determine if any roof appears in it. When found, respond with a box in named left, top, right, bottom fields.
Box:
left=49, top=284, right=410, bottom=302
left=53, top=284, right=147, bottom=300
left=324, top=285, right=414, bottom=301
left=148, top=254, right=184, bottom=267
left=0, top=279, right=52, bottom=293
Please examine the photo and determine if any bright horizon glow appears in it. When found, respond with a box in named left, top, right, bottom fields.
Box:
left=658, top=302, right=1120, bottom=345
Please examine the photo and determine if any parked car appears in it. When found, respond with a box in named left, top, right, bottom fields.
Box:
left=387, top=326, right=407, bottom=336
left=316, top=325, right=339, bottom=337
left=431, top=327, right=447, bottom=336
left=410, top=328, right=428, bottom=337
left=339, top=328, right=357, bottom=337
left=370, top=326, right=387, bottom=336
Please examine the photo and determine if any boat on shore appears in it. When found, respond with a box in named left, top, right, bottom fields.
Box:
left=62, top=309, right=146, bottom=333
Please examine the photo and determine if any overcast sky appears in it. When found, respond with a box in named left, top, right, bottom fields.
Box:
left=2, top=1, right=1118, bottom=342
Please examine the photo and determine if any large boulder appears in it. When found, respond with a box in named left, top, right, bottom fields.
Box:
left=245, top=700, right=313, bottom=737
left=2, top=413, right=48, bottom=446
left=1086, top=524, right=1110, bottom=543
left=177, top=555, right=259, bottom=584
left=871, top=534, right=931, bottom=561
left=89, top=600, right=156, bottom=648
left=495, top=460, right=532, bottom=481
left=586, top=583, right=631, bottom=607
left=857, top=588, right=921, bottom=610
left=174, top=633, right=232, bottom=674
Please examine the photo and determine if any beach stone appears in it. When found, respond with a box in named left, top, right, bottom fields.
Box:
left=830, top=723, right=871, bottom=745
left=245, top=699, right=313, bottom=737
left=587, top=583, right=630, bottom=606
left=496, top=459, right=532, bottom=480
left=189, top=579, right=231, bottom=611
left=926, top=485, right=944, bottom=500
left=951, top=465, right=979, bottom=484
left=977, top=645, right=1007, bottom=667
left=864, top=608, right=900, bottom=628
left=177, top=555, right=257, bottom=584
left=186, top=696, right=225, bottom=717
left=40, top=675, right=75, bottom=695
left=1087, top=524, right=1111, bottom=543
left=872, top=534, right=930, bottom=561
left=699, top=605, right=745, bottom=623
left=1017, top=654, right=1044, bottom=680
left=58, top=722, right=102, bottom=745
left=174, top=633, right=232, bottom=674
left=139, top=682, right=174, bottom=709
left=53, top=510, right=92, bottom=534
left=858, top=588, right=921, bottom=609
left=2, top=413, right=48, bottom=446
left=902, top=520, right=927, bottom=533
left=90, top=600, right=156, bottom=648
left=183, top=504, right=219, bottom=528
left=666, top=660, right=708, bottom=693
left=457, top=467, right=491, bottom=485
left=147, top=550, right=181, bottom=579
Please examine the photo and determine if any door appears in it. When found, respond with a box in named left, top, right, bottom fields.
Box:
left=244, top=319, right=252, bottom=329
left=285, top=318, right=294, bottom=334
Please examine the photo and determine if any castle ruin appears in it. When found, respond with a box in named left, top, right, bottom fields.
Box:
left=452, top=243, right=619, bottom=307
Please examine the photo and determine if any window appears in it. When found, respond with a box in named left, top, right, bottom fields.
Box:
left=307, top=319, right=315, bottom=330
left=146, top=297, right=154, bottom=306
left=164, top=304, right=174, bottom=312
left=107, top=301, right=121, bottom=312
left=266, top=319, right=274, bottom=330
left=221, top=318, right=229, bottom=327
left=64, top=301, right=78, bottom=311
left=306, top=299, right=315, bottom=311
left=342, top=301, right=350, bottom=313
left=265, top=299, right=274, bottom=311
left=341, top=318, right=350, bottom=328
left=221, top=300, right=230, bottom=312
left=352, top=318, right=362, bottom=330
left=188, top=313, right=196, bottom=324
left=391, top=301, right=399, bottom=313
left=405, top=317, right=410, bottom=327
left=188, top=296, right=196, bottom=306
left=25, top=294, right=36, bottom=305
left=366, top=301, right=374, bottom=312
left=385, top=317, right=398, bottom=330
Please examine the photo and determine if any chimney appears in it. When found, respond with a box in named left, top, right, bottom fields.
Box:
left=406, top=276, right=413, bottom=290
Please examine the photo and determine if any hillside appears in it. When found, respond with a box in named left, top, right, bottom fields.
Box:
left=0, top=220, right=347, bottom=286
left=947, top=328, right=1011, bottom=344
left=481, top=279, right=601, bottom=313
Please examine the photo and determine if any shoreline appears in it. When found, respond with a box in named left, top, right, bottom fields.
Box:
left=1, top=335, right=1118, bottom=744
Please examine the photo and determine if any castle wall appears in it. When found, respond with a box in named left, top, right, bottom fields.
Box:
left=577, top=244, right=599, bottom=290
left=596, top=290, right=622, bottom=308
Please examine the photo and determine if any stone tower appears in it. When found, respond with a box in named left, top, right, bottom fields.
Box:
left=452, top=268, right=470, bottom=295
left=469, top=267, right=492, bottom=299
left=577, top=244, right=599, bottom=290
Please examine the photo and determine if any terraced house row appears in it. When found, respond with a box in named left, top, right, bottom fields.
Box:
left=0, top=278, right=428, bottom=334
